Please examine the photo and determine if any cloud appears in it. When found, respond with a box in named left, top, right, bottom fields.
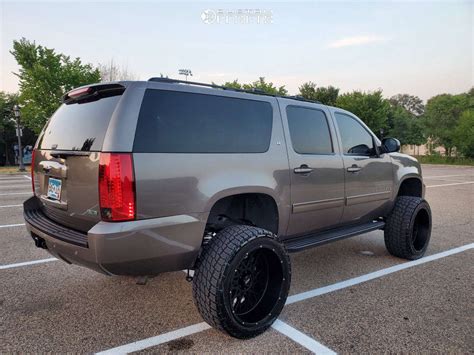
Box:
left=328, top=35, right=387, bottom=49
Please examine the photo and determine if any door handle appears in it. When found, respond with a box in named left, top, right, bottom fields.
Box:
left=294, top=165, right=314, bottom=174
left=347, top=165, right=362, bottom=173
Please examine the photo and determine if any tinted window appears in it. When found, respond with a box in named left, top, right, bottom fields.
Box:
left=335, top=113, right=374, bottom=155
left=286, top=106, right=333, bottom=154
left=38, top=95, right=121, bottom=151
left=134, top=90, right=273, bottom=153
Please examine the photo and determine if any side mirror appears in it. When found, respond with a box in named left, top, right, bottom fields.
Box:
left=382, top=138, right=400, bottom=153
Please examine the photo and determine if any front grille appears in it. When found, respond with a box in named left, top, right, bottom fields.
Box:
left=24, top=207, right=88, bottom=248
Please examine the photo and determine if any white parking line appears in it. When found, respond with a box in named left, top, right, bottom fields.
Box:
left=0, top=223, right=25, bottom=229
left=426, top=181, right=474, bottom=188
left=0, top=204, right=22, bottom=208
left=0, top=178, right=28, bottom=182
left=23, top=175, right=32, bottom=180
left=272, top=320, right=336, bottom=354
left=95, top=243, right=473, bottom=354
left=0, top=178, right=30, bottom=182
left=0, top=258, right=57, bottom=270
left=95, top=323, right=211, bottom=355
left=0, top=185, right=32, bottom=189
left=424, top=174, right=473, bottom=179
left=286, top=242, right=473, bottom=304
left=0, top=192, right=31, bottom=196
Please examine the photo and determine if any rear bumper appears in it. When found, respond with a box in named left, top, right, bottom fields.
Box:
left=23, top=197, right=208, bottom=276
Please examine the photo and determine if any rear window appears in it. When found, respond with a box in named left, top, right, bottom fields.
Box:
left=133, top=89, right=273, bottom=153
left=38, top=95, right=121, bottom=151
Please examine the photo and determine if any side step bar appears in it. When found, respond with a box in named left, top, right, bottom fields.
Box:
left=284, top=220, right=385, bottom=253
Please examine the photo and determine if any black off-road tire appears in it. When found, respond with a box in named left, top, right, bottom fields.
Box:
left=385, top=196, right=432, bottom=260
left=192, top=225, right=291, bottom=339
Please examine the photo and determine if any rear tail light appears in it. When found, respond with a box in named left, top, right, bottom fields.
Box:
left=31, top=149, right=36, bottom=194
left=98, top=153, right=136, bottom=221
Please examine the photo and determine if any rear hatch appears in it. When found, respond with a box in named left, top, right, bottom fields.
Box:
left=33, top=84, right=125, bottom=232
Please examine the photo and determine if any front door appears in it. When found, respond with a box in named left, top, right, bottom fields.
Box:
left=280, top=102, right=345, bottom=237
left=332, top=111, right=394, bottom=224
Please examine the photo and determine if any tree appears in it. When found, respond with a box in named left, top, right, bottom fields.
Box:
left=242, top=77, right=287, bottom=95
left=0, top=92, right=36, bottom=166
left=222, top=79, right=243, bottom=90
left=0, top=92, right=18, bottom=165
left=298, top=82, right=339, bottom=106
left=423, top=93, right=469, bottom=156
left=453, top=109, right=474, bottom=158
left=10, top=38, right=101, bottom=133
left=98, top=59, right=139, bottom=82
left=221, top=77, right=287, bottom=95
left=387, top=106, right=426, bottom=146
left=335, top=90, right=391, bottom=134
left=387, top=94, right=426, bottom=147
left=389, top=94, right=424, bottom=116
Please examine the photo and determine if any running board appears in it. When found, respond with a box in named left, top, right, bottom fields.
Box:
left=284, top=220, right=385, bottom=253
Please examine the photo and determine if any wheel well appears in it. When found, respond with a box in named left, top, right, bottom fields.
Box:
left=206, top=193, right=279, bottom=235
left=398, top=178, right=422, bottom=197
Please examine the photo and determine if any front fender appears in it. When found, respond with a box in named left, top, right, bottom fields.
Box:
left=390, top=153, right=424, bottom=198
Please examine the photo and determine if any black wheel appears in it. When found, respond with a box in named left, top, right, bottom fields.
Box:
left=384, top=196, right=432, bottom=260
left=192, top=225, right=291, bottom=339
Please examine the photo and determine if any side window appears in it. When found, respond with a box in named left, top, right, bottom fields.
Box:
left=335, top=113, right=374, bottom=156
left=134, top=90, right=273, bottom=153
left=286, top=106, right=333, bottom=154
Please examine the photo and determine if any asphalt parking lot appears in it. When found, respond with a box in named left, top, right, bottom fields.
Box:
left=1, top=164, right=473, bottom=354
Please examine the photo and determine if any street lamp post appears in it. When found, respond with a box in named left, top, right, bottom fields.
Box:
left=12, top=105, right=25, bottom=172
left=178, top=69, right=193, bottom=81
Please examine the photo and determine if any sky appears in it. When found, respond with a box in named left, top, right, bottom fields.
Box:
left=0, top=0, right=472, bottom=101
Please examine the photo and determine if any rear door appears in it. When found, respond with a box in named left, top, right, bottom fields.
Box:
left=279, top=100, right=345, bottom=236
left=33, top=84, right=125, bottom=232
left=332, top=110, right=394, bottom=224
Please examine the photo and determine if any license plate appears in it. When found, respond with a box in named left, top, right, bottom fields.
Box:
left=47, top=178, right=62, bottom=201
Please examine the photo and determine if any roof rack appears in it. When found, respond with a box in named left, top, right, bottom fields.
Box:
left=148, top=77, right=321, bottom=104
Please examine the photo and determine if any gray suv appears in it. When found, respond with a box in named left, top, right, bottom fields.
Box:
left=24, top=78, right=432, bottom=338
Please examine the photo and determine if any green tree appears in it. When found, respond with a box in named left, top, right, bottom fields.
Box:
left=423, top=93, right=469, bottom=156
left=387, top=106, right=426, bottom=146
left=242, top=77, right=287, bottom=95
left=298, top=81, right=339, bottom=106
left=221, top=77, right=287, bottom=95
left=335, top=90, right=390, bottom=134
left=453, top=109, right=474, bottom=158
left=222, top=79, right=243, bottom=90
left=0, top=92, right=18, bottom=165
left=389, top=94, right=425, bottom=116
left=10, top=38, right=101, bottom=133
left=387, top=94, right=426, bottom=146
left=0, top=92, right=36, bottom=166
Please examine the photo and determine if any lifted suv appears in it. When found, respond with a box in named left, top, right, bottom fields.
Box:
left=24, top=78, right=432, bottom=338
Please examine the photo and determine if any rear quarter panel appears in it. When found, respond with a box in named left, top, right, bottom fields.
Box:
left=102, top=81, right=146, bottom=152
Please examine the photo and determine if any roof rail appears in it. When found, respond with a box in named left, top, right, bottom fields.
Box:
left=286, top=95, right=322, bottom=104
left=147, top=77, right=321, bottom=104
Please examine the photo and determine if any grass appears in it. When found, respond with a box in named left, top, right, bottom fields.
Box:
left=414, top=155, right=474, bottom=166
left=0, top=166, right=31, bottom=174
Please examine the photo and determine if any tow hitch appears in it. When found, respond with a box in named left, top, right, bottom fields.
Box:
left=31, top=234, right=47, bottom=249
